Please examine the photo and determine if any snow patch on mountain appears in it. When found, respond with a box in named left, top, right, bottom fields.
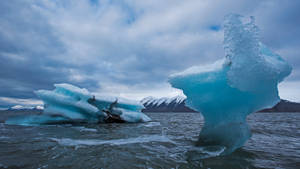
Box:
left=141, top=96, right=186, bottom=106
left=10, top=105, right=44, bottom=110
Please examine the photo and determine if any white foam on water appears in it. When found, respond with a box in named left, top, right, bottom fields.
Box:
left=142, top=122, right=161, bottom=127
left=50, top=135, right=175, bottom=146
left=0, top=136, right=10, bottom=139
left=74, top=126, right=98, bottom=132
left=186, top=146, right=226, bottom=160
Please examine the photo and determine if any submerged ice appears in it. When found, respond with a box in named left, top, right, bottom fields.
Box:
left=6, top=83, right=150, bottom=125
left=169, top=14, right=292, bottom=154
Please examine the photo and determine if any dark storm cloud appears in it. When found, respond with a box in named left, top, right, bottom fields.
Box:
left=255, top=0, right=300, bottom=48
left=0, top=0, right=99, bottom=103
left=0, top=1, right=65, bottom=98
left=0, top=0, right=300, bottom=107
left=253, top=0, right=300, bottom=83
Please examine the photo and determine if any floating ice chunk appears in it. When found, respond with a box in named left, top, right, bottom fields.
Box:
left=6, top=83, right=150, bottom=125
left=35, top=83, right=101, bottom=121
left=168, top=14, right=291, bottom=154
left=5, top=115, right=70, bottom=126
left=120, top=109, right=151, bottom=122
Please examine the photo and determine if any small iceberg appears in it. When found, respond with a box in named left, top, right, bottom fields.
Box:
left=6, top=83, right=151, bottom=126
left=168, top=14, right=292, bottom=154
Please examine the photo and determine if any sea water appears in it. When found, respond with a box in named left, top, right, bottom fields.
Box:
left=0, top=111, right=299, bottom=169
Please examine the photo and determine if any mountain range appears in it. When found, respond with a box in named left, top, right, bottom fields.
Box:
left=141, top=96, right=300, bottom=113
left=3, top=97, right=300, bottom=113
left=141, top=96, right=195, bottom=112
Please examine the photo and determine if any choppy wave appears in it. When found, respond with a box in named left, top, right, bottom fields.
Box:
left=50, top=135, right=175, bottom=147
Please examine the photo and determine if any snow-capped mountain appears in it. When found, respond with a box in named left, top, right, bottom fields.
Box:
left=141, top=96, right=186, bottom=106
left=141, top=96, right=196, bottom=112
left=2, top=99, right=300, bottom=113
left=9, top=105, right=44, bottom=110
left=141, top=97, right=300, bottom=113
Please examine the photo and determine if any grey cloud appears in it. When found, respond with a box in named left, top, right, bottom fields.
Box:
left=254, top=0, right=300, bottom=49
left=252, top=0, right=300, bottom=83
left=0, top=1, right=99, bottom=101
left=0, top=0, right=300, bottom=106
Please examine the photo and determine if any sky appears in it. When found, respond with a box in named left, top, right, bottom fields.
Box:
left=0, top=0, right=299, bottom=108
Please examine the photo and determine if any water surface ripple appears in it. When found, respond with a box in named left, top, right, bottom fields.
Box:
left=0, top=112, right=299, bottom=169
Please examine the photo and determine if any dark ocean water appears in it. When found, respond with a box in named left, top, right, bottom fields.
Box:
left=0, top=112, right=299, bottom=169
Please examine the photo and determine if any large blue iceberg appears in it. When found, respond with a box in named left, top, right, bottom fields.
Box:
left=169, top=14, right=292, bottom=154
left=6, top=83, right=151, bottom=125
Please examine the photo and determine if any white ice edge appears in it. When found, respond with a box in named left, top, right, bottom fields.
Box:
left=169, top=59, right=225, bottom=77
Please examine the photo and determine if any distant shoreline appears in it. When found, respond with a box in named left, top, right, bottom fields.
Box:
left=1, top=99, right=300, bottom=118
left=141, top=98, right=300, bottom=113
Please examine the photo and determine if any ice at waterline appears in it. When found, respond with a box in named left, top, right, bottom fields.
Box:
left=6, top=83, right=151, bottom=125
left=169, top=14, right=292, bottom=154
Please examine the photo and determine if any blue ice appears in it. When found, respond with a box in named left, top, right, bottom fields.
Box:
left=169, top=14, right=292, bottom=154
left=6, top=83, right=150, bottom=125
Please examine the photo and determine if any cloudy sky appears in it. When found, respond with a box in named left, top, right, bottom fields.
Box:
left=0, top=0, right=299, bottom=108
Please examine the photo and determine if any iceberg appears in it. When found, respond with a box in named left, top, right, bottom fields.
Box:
left=6, top=83, right=151, bottom=125
left=168, top=14, right=292, bottom=154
